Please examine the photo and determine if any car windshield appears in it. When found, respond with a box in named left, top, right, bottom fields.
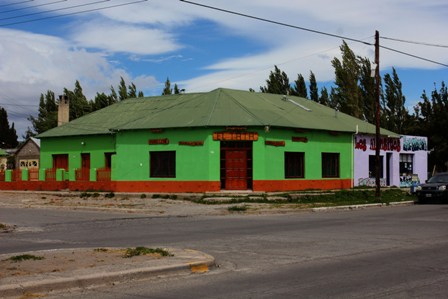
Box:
left=428, top=174, right=448, bottom=183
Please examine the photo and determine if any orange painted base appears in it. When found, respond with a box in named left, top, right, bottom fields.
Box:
left=253, top=179, right=353, bottom=192
left=0, top=179, right=352, bottom=193
left=114, top=181, right=221, bottom=193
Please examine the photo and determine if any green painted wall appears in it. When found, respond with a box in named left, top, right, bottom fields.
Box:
left=40, top=135, right=116, bottom=181
left=256, top=128, right=352, bottom=180
left=39, top=127, right=353, bottom=183
left=112, top=128, right=219, bottom=181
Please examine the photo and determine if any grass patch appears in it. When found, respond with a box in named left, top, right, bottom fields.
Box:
left=104, top=192, right=115, bottom=198
left=6, top=254, right=44, bottom=262
left=228, top=205, right=248, bottom=212
left=123, top=247, right=172, bottom=258
left=80, top=192, right=92, bottom=198
left=182, top=188, right=413, bottom=208
left=93, top=248, right=109, bottom=252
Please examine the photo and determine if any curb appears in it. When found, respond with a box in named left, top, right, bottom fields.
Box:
left=0, top=248, right=215, bottom=298
left=311, top=200, right=415, bottom=212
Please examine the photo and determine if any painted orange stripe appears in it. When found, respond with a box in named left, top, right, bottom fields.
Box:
left=253, top=179, right=352, bottom=192
left=0, top=179, right=352, bottom=192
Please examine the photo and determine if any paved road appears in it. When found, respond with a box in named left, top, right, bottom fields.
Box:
left=1, top=204, right=448, bottom=298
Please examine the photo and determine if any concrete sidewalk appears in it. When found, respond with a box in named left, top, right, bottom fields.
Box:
left=0, top=247, right=215, bottom=298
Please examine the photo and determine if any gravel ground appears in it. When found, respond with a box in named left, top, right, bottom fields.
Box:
left=0, top=247, right=168, bottom=281
left=0, top=190, right=309, bottom=217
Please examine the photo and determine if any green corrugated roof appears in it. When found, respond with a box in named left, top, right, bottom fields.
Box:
left=38, top=88, right=397, bottom=138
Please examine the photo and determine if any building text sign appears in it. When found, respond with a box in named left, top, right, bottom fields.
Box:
left=213, top=132, right=258, bottom=141
left=355, top=136, right=400, bottom=152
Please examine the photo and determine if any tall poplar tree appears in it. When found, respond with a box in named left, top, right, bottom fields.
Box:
left=291, top=74, right=307, bottom=98
left=357, top=57, right=376, bottom=123
left=410, top=82, right=448, bottom=171
left=0, top=107, right=18, bottom=148
left=309, top=71, right=319, bottom=102
left=319, top=87, right=329, bottom=106
left=260, top=65, right=291, bottom=95
left=162, top=78, right=173, bottom=95
left=118, top=77, right=128, bottom=101
left=64, top=80, right=91, bottom=121
left=331, top=41, right=363, bottom=118
left=383, top=68, right=408, bottom=133
left=27, top=91, right=58, bottom=135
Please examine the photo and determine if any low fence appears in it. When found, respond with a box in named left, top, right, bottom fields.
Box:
left=96, top=168, right=111, bottom=182
left=0, top=167, right=113, bottom=192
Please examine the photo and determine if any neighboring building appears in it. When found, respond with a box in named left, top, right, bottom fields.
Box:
left=15, top=137, right=40, bottom=181
left=0, top=149, right=7, bottom=171
left=32, top=88, right=396, bottom=193
left=15, top=137, right=41, bottom=170
left=354, top=134, right=428, bottom=187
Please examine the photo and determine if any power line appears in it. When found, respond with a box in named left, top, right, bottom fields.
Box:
left=380, top=45, right=448, bottom=68
left=179, top=0, right=372, bottom=46
left=0, top=0, right=148, bottom=27
left=0, top=0, right=110, bottom=22
left=180, top=0, right=448, bottom=68
left=0, top=0, right=34, bottom=9
left=381, top=36, right=448, bottom=48
left=0, top=0, right=68, bottom=15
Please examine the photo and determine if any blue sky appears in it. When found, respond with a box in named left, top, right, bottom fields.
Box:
left=0, top=0, right=447, bottom=138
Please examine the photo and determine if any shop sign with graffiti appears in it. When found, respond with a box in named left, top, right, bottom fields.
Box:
left=355, top=136, right=400, bottom=152
left=358, top=178, right=386, bottom=187
left=401, top=136, right=427, bottom=152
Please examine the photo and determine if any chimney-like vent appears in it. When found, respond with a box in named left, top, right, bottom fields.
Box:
left=58, top=95, right=69, bottom=126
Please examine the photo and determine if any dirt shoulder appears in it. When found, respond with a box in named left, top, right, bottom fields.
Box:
left=0, top=190, right=312, bottom=217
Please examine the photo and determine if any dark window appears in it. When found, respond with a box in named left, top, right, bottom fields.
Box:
left=322, top=153, right=340, bottom=178
left=369, top=155, right=384, bottom=178
left=285, top=152, right=305, bottom=178
left=150, top=151, right=175, bottom=178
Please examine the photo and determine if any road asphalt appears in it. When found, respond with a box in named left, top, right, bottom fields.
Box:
left=0, top=190, right=414, bottom=298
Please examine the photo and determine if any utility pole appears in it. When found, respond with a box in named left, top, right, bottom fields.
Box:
left=374, top=30, right=381, bottom=200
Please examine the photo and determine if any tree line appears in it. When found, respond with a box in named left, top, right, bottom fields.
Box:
left=257, top=42, right=447, bottom=172
left=0, top=41, right=446, bottom=171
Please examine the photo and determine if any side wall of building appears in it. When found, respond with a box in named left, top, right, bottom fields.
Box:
left=354, top=134, right=428, bottom=187
left=40, top=134, right=116, bottom=180
left=15, top=140, right=40, bottom=169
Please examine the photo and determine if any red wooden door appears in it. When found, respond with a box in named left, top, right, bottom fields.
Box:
left=80, top=153, right=90, bottom=181
left=225, top=150, right=247, bottom=190
left=53, top=154, right=68, bottom=170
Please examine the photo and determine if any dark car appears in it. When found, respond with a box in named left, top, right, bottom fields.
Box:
left=416, top=172, right=448, bottom=203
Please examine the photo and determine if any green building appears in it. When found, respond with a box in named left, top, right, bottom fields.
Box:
left=36, top=88, right=394, bottom=192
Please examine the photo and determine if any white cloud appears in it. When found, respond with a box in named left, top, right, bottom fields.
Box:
left=0, top=28, right=161, bottom=138
left=2, top=0, right=448, bottom=138
left=71, top=20, right=181, bottom=55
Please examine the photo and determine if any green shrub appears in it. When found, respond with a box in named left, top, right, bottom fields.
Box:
left=7, top=254, right=44, bottom=262
left=123, top=247, right=172, bottom=258
left=228, top=205, right=247, bottom=212
left=104, top=192, right=115, bottom=198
